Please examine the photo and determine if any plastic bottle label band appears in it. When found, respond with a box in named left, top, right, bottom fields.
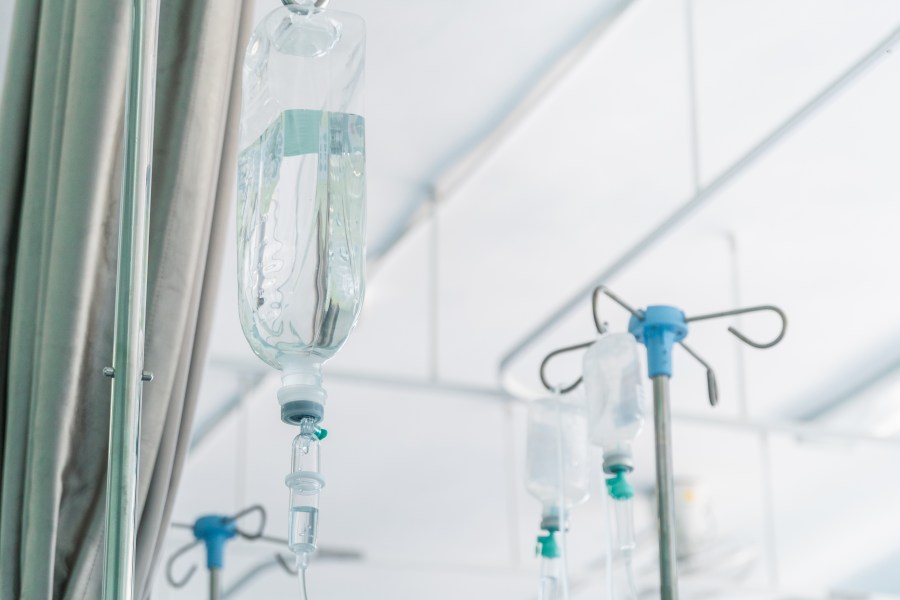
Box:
left=281, top=109, right=365, bottom=157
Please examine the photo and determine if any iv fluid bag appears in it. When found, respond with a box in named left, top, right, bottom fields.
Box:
left=525, top=396, right=590, bottom=511
left=237, top=5, right=366, bottom=373
left=582, top=333, right=645, bottom=456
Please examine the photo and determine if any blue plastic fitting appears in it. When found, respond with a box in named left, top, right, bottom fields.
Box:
left=193, top=515, right=238, bottom=570
left=628, top=305, right=688, bottom=378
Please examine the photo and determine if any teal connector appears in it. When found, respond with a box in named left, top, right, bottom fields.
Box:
left=536, top=529, right=561, bottom=559
left=606, top=471, right=635, bottom=501
left=315, top=427, right=328, bottom=441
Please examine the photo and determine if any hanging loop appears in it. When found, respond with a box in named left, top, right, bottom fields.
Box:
left=282, top=0, right=330, bottom=7
left=230, top=504, right=267, bottom=540
left=539, top=341, right=593, bottom=394
left=685, top=304, right=787, bottom=349
left=165, top=539, right=202, bottom=588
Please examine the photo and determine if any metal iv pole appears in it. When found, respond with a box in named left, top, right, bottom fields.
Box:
left=538, top=287, right=787, bottom=599
left=102, top=0, right=160, bottom=598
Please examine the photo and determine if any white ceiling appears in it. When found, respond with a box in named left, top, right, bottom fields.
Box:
left=1, top=0, right=893, bottom=597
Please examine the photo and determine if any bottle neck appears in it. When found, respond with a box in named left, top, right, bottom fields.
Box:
left=280, top=357, right=324, bottom=388
left=278, top=358, right=327, bottom=424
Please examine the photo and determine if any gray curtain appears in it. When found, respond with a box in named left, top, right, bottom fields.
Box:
left=0, top=1, right=252, bottom=598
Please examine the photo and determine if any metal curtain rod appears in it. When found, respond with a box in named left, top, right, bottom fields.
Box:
left=102, top=0, right=160, bottom=598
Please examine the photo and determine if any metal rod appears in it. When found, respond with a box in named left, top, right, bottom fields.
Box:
left=210, top=568, right=221, bottom=600
left=497, top=23, right=900, bottom=398
left=102, top=0, right=160, bottom=598
left=653, top=375, right=679, bottom=600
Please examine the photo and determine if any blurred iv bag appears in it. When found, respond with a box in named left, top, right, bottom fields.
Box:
left=525, top=395, right=590, bottom=514
left=583, top=332, right=645, bottom=600
left=237, top=2, right=366, bottom=421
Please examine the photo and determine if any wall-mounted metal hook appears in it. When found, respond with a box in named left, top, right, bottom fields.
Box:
left=539, top=340, right=593, bottom=393
left=685, top=305, right=787, bottom=349
left=165, top=538, right=203, bottom=587
left=677, top=342, right=719, bottom=407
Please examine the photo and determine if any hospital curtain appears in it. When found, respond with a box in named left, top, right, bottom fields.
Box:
left=0, top=0, right=251, bottom=597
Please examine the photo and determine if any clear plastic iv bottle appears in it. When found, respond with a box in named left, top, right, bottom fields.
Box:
left=525, top=395, right=590, bottom=514
left=237, top=2, right=366, bottom=422
left=582, top=332, right=645, bottom=470
left=583, top=332, right=645, bottom=600
left=526, top=395, right=589, bottom=600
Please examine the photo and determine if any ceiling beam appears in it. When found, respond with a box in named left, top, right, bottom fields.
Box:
left=368, top=0, right=635, bottom=264
left=497, top=23, right=900, bottom=399
left=788, top=334, right=900, bottom=422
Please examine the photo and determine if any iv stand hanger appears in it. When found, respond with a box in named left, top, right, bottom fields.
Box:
left=166, top=505, right=267, bottom=600
left=540, top=286, right=787, bottom=600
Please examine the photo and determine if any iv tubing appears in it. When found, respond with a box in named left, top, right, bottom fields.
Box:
left=614, top=497, right=638, bottom=598
left=603, top=486, right=614, bottom=600
left=553, top=394, right=570, bottom=600
left=296, top=553, right=310, bottom=600
left=604, top=487, right=639, bottom=599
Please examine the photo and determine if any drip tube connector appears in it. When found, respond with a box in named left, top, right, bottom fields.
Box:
left=282, top=400, right=325, bottom=425
left=606, top=471, right=635, bottom=501
left=536, top=528, right=561, bottom=559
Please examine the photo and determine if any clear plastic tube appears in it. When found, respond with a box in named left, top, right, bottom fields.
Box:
left=553, top=396, right=571, bottom=600
left=601, top=478, right=640, bottom=600
left=619, top=502, right=639, bottom=599
left=602, top=485, right=614, bottom=600
left=613, top=498, right=635, bottom=553
left=539, top=556, right=560, bottom=600
left=295, top=552, right=310, bottom=600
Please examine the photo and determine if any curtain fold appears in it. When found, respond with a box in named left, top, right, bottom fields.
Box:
left=0, top=0, right=252, bottom=598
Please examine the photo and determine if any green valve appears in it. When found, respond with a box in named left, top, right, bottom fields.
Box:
left=315, top=427, right=328, bottom=441
left=535, top=529, right=560, bottom=559
left=606, top=471, right=634, bottom=500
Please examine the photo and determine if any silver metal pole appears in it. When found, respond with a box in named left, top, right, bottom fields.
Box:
left=102, top=0, right=160, bottom=598
left=210, top=568, right=222, bottom=600
left=653, top=375, right=679, bottom=600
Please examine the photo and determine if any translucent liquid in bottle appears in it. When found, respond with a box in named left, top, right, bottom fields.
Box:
left=289, top=505, right=319, bottom=554
left=237, top=109, right=366, bottom=370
